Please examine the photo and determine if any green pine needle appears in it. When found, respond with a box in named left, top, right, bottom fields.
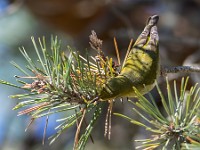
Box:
left=115, top=77, right=200, bottom=149
left=0, top=35, right=120, bottom=149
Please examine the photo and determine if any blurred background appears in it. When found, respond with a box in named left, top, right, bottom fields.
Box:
left=0, top=0, right=200, bottom=150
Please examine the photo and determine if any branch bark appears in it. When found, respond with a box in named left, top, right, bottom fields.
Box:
left=161, top=66, right=200, bottom=76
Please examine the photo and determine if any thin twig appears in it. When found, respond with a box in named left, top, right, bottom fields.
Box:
left=74, top=109, right=86, bottom=150
left=114, top=37, right=121, bottom=66
left=25, top=118, right=35, bottom=132
left=122, top=39, right=133, bottom=68
left=108, top=100, right=113, bottom=140
left=43, top=109, right=50, bottom=145
left=104, top=100, right=113, bottom=140
left=161, top=66, right=200, bottom=76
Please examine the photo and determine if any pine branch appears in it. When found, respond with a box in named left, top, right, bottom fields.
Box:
left=115, top=77, right=200, bottom=149
left=161, top=66, right=200, bottom=76
left=0, top=34, right=120, bottom=149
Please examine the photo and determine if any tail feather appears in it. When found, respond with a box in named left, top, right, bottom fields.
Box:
left=134, top=15, right=159, bottom=47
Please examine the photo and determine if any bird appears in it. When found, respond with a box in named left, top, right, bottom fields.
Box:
left=99, top=15, right=160, bottom=100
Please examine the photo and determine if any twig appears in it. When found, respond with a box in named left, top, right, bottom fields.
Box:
left=25, top=118, right=35, bottom=132
left=104, top=100, right=113, bottom=140
left=161, top=66, right=200, bottom=76
left=43, top=109, right=50, bottom=145
left=122, top=39, right=133, bottom=68
left=114, top=37, right=121, bottom=66
left=74, top=109, right=86, bottom=150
